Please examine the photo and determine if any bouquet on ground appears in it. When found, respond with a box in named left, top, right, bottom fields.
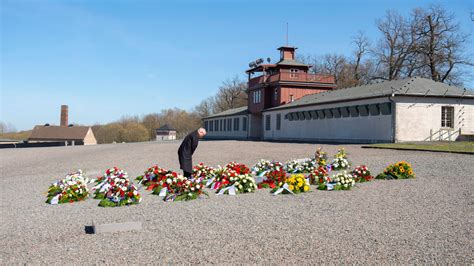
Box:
left=351, top=165, right=374, bottom=182
left=308, top=166, right=330, bottom=186
left=225, top=162, right=250, bottom=175
left=207, top=162, right=250, bottom=190
left=331, top=148, right=351, bottom=170
left=93, top=167, right=129, bottom=199
left=332, top=172, right=355, bottom=190
left=376, top=161, right=415, bottom=179
left=193, top=162, right=215, bottom=181
left=314, top=147, right=329, bottom=167
left=272, top=173, right=310, bottom=194
left=217, top=173, right=257, bottom=195
left=136, top=165, right=170, bottom=190
left=252, top=159, right=283, bottom=177
left=206, top=167, right=232, bottom=190
left=152, top=171, right=207, bottom=201
left=46, top=170, right=91, bottom=205
left=257, top=169, right=287, bottom=189
left=284, top=158, right=316, bottom=173
left=98, top=180, right=141, bottom=207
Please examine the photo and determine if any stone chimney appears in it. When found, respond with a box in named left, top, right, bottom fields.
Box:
left=60, top=105, right=68, bottom=126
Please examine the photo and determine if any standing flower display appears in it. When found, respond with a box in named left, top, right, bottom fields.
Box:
left=376, top=161, right=415, bottom=179
left=272, top=173, right=310, bottom=194
left=257, top=169, right=287, bottom=189
left=136, top=165, right=170, bottom=190
left=46, top=170, right=91, bottom=205
left=217, top=174, right=257, bottom=195
left=351, top=165, right=374, bottom=182
left=331, top=148, right=351, bottom=170
left=314, top=147, right=328, bottom=167
left=308, top=166, right=330, bottom=185
left=252, top=159, right=283, bottom=177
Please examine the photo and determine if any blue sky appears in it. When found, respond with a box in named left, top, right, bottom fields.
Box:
left=1, top=0, right=472, bottom=131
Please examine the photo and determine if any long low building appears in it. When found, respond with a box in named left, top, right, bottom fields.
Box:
left=203, top=77, right=473, bottom=143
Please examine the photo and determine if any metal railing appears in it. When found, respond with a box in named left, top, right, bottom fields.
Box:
left=426, top=128, right=461, bottom=141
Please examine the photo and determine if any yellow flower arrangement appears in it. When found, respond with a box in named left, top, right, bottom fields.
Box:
left=377, top=161, right=415, bottom=179
left=285, top=174, right=310, bottom=194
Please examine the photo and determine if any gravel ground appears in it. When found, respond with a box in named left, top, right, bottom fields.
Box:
left=0, top=140, right=472, bottom=264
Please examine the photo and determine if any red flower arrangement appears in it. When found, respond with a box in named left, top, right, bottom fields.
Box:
left=351, top=165, right=374, bottom=182
left=152, top=171, right=207, bottom=201
left=225, top=162, right=250, bottom=175
left=257, top=169, right=287, bottom=189
left=136, top=165, right=170, bottom=190
left=308, top=166, right=330, bottom=185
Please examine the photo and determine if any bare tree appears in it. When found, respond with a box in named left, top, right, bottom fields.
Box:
left=372, top=10, right=418, bottom=81
left=213, top=76, right=248, bottom=113
left=194, top=96, right=215, bottom=118
left=411, top=5, right=473, bottom=85
left=352, top=31, right=370, bottom=83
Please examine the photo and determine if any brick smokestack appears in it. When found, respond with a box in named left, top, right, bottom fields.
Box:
left=60, top=105, right=68, bottom=126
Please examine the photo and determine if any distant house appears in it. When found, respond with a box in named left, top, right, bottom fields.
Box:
left=28, top=125, right=97, bottom=145
left=155, top=124, right=177, bottom=141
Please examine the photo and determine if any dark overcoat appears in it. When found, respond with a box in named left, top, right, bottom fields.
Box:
left=178, top=130, right=199, bottom=173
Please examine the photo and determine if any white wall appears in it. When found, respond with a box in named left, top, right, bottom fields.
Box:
left=203, top=115, right=249, bottom=139
left=394, top=96, right=474, bottom=142
left=262, top=97, right=393, bottom=143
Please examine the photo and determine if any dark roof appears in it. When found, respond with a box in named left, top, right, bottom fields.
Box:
left=265, top=77, right=473, bottom=111
left=203, top=106, right=248, bottom=119
left=275, top=59, right=310, bottom=67
left=28, top=125, right=91, bottom=140
left=277, top=46, right=297, bottom=51
left=156, top=124, right=176, bottom=131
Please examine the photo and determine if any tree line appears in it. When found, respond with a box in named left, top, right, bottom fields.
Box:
left=92, top=76, right=248, bottom=143
left=298, top=5, right=472, bottom=89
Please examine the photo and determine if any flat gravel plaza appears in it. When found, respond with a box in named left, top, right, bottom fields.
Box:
left=0, top=140, right=472, bottom=264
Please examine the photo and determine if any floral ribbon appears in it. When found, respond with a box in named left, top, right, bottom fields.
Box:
left=158, top=187, right=168, bottom=197
left=326, top=183, right=335, bottom=190
left=205, top=178, right=214, bottom=188
left=50, top=194, right=61, bottom=205
left=217, top=185, right=236, bottom=195
left=272, top=183, right=295, bottom=195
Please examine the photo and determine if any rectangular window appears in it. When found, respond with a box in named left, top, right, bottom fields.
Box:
left=290, top=69, right=298, bottom=78
left=242, top=117, right=248, bottom=131
left=228, top=118, right=232, bottom=131
left=234, top=117, right=240, bottom=131
left=204, top=121, right=209, bottom=131
left=274, top=89, right=278, bottom=101
left=276, top=114, right=281, bottom=130
left=265, top=115, right=271, bottom=131
left=209, top=121, right=214, bottom=132
left=441, top=106, right=454, bottom=128
left=214, top=120, right=218, bottom=131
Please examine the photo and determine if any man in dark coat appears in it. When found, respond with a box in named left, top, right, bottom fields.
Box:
left=178, top=128, right=207, bottom=177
